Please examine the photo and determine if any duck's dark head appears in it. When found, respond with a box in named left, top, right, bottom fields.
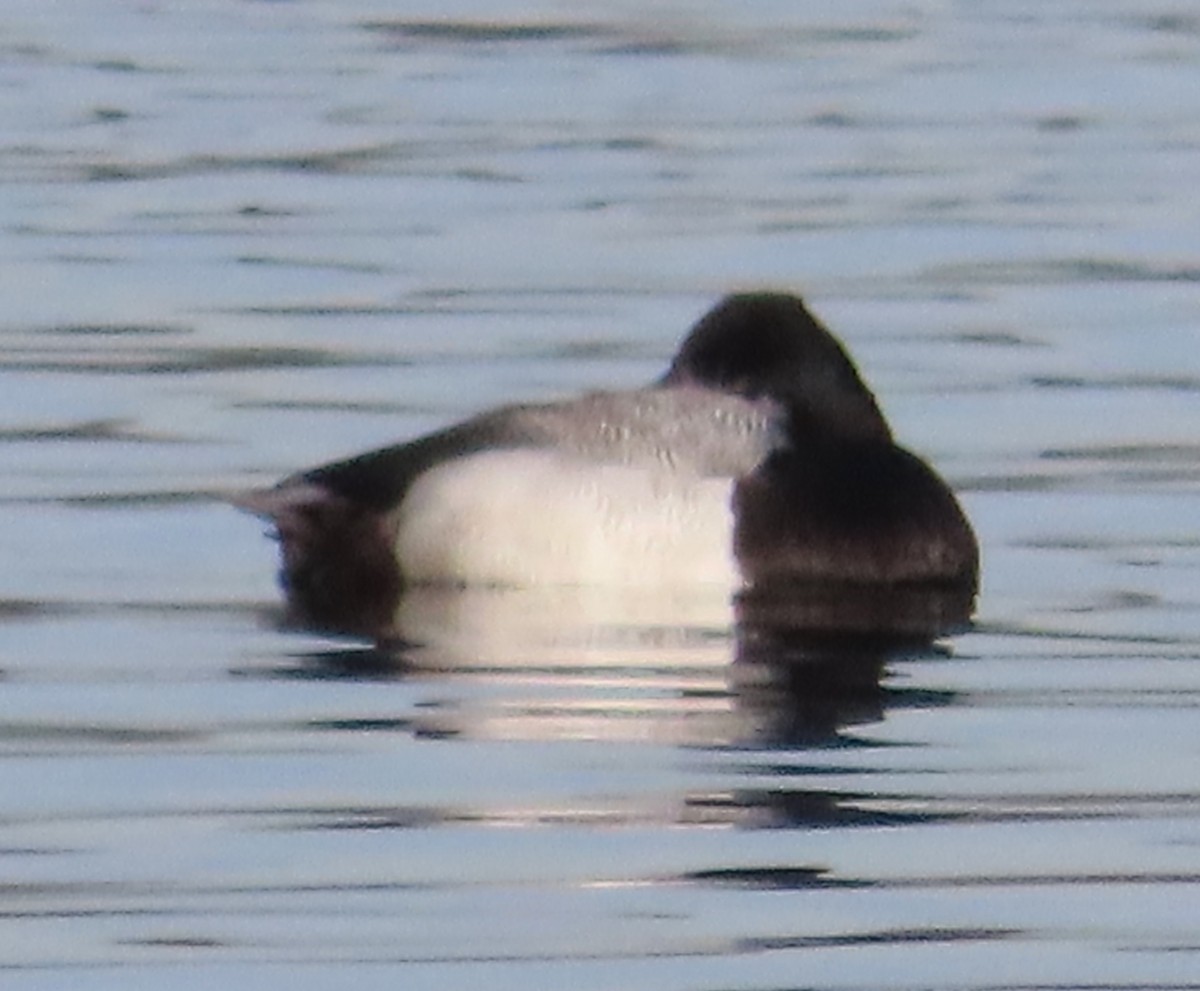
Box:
left=667, top=294, right=979, bottom=593
left=662, top=292, right=891, bottom=443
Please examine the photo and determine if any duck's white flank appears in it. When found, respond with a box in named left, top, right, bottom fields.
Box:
left=392, top=449, right=739, bottom=588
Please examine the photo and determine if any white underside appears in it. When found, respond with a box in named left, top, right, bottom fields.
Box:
left=393, top=449, right=740, bottom=588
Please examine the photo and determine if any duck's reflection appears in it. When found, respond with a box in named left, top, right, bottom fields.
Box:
left=256, top=581, right=972, bottom=835
left=274, top=579, right=973, bottom=750
left=730, top=581, right=972, bottom=745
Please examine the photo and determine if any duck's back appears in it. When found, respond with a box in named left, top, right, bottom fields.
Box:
left=300, top=386, right=777, bottom=510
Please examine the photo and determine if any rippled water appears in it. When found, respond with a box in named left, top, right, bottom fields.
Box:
left=3, top=1, right=1200, bottom=988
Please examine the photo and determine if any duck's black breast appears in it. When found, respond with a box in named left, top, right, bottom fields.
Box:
left=733, top=434, right=978, bottom=590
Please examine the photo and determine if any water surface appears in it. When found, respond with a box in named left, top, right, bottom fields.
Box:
left=3, top=1, right=1200, bottom=988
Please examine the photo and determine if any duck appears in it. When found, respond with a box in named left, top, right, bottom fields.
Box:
left=233, top=292, right=978, bottom=634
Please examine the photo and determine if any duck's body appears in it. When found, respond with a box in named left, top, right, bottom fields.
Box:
left=385, top=388, right=775, bottom=588
left=235, top=293, right=978, bottom=634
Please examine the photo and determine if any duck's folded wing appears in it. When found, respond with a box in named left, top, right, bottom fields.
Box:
left=251, top=386, right=780, bottom=515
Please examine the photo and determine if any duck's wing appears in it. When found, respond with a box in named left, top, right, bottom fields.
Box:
left=237, top=386, right=781, bottom=518
left=505, top=387, right=780, bottom=477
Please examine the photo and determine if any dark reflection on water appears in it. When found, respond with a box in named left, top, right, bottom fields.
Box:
left=681, top=864, right=860, bottom=889
left=0, top=343, right=408, bottom=375
left=727, top=583, right=969, bottom=747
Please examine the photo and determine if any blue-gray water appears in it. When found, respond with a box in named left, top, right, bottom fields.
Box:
left=3, top=2, right=1200, bottom=988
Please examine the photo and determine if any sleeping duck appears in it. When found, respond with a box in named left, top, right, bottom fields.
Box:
left=234, top=292, right=978, bottom=634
